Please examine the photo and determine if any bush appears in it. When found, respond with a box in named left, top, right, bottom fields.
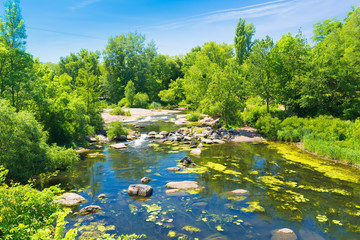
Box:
left=125, top=110, right=132, bottom=116
left=0, top=166, right=73, bottom=240
left=110, top=107, right=125, bottom=116
left=0, top=100, right=79, bottom=182
left=118, top=98, right=129, bottom=107
left=186, top=112, right=204, bottom=122
left=107, top=121, right=128, bottom=139
left=255, top=115, right=281, bottom=140
left=133, top=93, right=149, bottom=108
left=277, top=116, right=308, bottom=142
left=148, top=101, right=162, bottom=110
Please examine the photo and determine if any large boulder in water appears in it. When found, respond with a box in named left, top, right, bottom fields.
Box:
left=230, top=189, right=249, bottom=195
left=166, top=181, right=199, bottom=190
left=190, top=148, right=202, bottom=156
left=128, top=184, right=153, bottom=197
left=271, top=228, right=297, bottom=240
left=110, top=143, right=127, bottom=149
left=180, top=156, right=192, bottom=164
left=54, top=193, right=86, bottom=207
left=79, top=205, right=102, bottom=215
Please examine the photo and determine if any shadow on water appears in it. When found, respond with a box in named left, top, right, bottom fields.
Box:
left=45, top=115, right=360, bottom=240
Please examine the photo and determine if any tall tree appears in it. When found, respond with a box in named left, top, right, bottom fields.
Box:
left=244, top=36, right=275, bottom=113
left=0, top=0, right=26, bottom=50
left=234, top=18, right=256, bottom=65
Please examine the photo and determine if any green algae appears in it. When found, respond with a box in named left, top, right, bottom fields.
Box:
left=241, top=202, right=265, bottom=213
left=168, top=230, right=176, bottom=237
left=182, top=225, right=201, bottom=233
left=266, top=142, right=360, bottom=183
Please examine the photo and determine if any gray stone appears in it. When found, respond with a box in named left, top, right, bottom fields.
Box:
left=183, top=136, right=192, bottom=141
left=159, top=131, right=168, bottom=136
left=141, top=177, right=152, bottom=184
left=98, top=194, right=107, bottom=199
left=79, top=205, right=101, bottom=215
left=271, top=228, right=297, bottom=240
left=54, top=193, right=86, bottom=207
left=128, top=184, right=153, bottom=197
left=202, top=138, right=213, bottom=144
left=180, top=156, right=192, bottom=164
left=166, top=181, right=199, bottom=190
left=230, top=189, right=249, bottom=195
left=212, top=139, right=225, bottom=144
left=190, top=148, right=202, bottom=156
left=148, top=131, right=157, bottom=136
left=110, top=143, right=127, bottom=149
left=166, top=167, right=181, bottom=172
left=155, top=134, right=165, bottom=139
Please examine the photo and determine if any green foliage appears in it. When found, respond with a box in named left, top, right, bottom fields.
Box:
left=277, top=116, right=308, bottom=142
left=107, top=121, right=128, bottom=139
left=0, top=0, right=27, bottom=50
left=186, top=112, right=204, bottom=122
left=148, top=101, right=162, bottom=110
left=255, top=115, right=281, bottom=139
left=133, top=92, right=149, bottom=108
left=125, top=110, right=131, bottom=116
left=0, top=100, right=79, bottom=181
left=110, top=107, right=125, bottom=116
left=125, top=80, right=136, bottom=106
left=242, top=98, right=283, bottom=126
left=234, top=18, right=256, bottom=65
left=118, top=97, right=129, bottom=107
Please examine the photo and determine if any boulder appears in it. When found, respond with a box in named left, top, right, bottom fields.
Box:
left=114, top=135, right=127, bottom=142
left=213, top=139, right=225, bottom=144
left=230, top=189, right=249, bottom=195
left=159, top=131, right=169, bottom=136
left=98, top=194, right=107, bottom=199
left=183, top=136, right=192, bottom=141
left=202, top=138, right=213, bottom=144
left=110, top=143, right=127, bottom=149
left=271, top=228, right=297, bottom=240
left=79, top=205, right=102, bottom=215
left=180, top=156, right=193, bottom=165
left=54, top=193, right=86, bottom=207
left=155, top=135, right=165, bottom=139
left=148, top=131, right=157, bottom=136
left=128, top=184, right=153, bottom=197
left=166, top=167, right=181, bottom=172
left=166, top=189, right=180, bottom=194
left=166, top=181, right=199, bottom=190
left=141, top=177, right=152, bottom=184
left=190, top=148, right=202, bottom=156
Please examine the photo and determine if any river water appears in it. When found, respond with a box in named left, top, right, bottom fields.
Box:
left=48, top=115, right=360, bottom=239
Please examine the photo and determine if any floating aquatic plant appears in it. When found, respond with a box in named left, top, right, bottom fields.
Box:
left=182, top=226, right=201, bottom=233
left=241, top=202, right=265, bottom=213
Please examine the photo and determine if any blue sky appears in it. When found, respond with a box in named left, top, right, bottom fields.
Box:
left=1, top=0, right=358, bottom=63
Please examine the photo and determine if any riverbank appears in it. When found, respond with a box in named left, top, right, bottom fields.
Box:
left=101, top=108, right=181, bottom=124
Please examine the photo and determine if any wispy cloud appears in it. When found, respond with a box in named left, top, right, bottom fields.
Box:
left=70, top=0, right=102, bottom=11
left=137, top=0, right=296, bottom=31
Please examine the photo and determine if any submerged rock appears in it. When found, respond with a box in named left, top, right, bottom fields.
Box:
left=190, top=148, right=202, bottom=156
left=180, top=156, right=193, bottom=165
left=271, top=228, right=297, bottom=240
left=98, top=194, right=107, bottom=199
left=166, top=167, right=181, bottom=172
left=299, top=229, right=324, bottom=240
left=128, top=184, right=153, bottom=197
left=230, top=189, right=249, bottom=195
left=141, top=177, right=152, bottom=184
left=110, top=143, right=127, bottom=149
left=166, top=181, right=199, bottom=190
left=205, top=233, right=229, bottom=240
left=166, top=189, right=180, bottom=194
left=54, top=193, right=86, bottom=207
left=79, top=205, right=101, bottom=215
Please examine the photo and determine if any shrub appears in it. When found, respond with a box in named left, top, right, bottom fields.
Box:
left=118, top=98, right=129, bottom=107
left=255, top=115, right=281, bottom=140
left=133, top=93, right=149, bottom=108
left=125, top=110, right=132, bottom=116
left=110, top=107, right=125, bottom=116
left=125, top=81, right=136, bottom=106
left=0, top=100, right=79, bottom=182
left=107, top=121, right=128, bottom=139
left=186, top=112, right=204, bottom=122
left=277, top=116, right=308, bottom=142
left=148, top=101, right=162, bottom=110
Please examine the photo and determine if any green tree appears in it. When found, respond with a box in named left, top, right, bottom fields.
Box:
left=234, top=18, right=256, bottom=65
left=0, top=0, right=26, bottom=50
left=125, top=80, right=136, bottom=106
left=312, top=18, right=342, bottom=43
left=244, top=36, right=275, bottom=113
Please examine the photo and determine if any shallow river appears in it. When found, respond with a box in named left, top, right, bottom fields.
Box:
left=48, top=115, right=360, bottom=239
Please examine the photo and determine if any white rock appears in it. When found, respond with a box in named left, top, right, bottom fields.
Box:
left=166, top=181, right=199, bottom=190
left=110, top=143, right=127, bottom=149
left=54, top=193, right=86, bottom=207
left=190, top=148, right=202, bottom=156
left=271, top=228, right=297, bottom=240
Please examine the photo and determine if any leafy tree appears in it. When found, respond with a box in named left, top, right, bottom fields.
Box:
left=0, top=0, right=26, bottom=50
left=243, top=36, right=275, bottom=113
left=234, top=18, right=256, bottom=65
left=0, top=100, right=79, bottom=181
left=133, top=92, right=149, bottom=108
left=125, top=80, right=136, bottom=106
left=312, top=18, right=342, bottom=43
